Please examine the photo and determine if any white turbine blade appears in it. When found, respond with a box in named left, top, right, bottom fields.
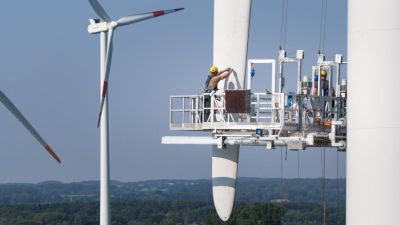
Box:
left=212, top=0, right=251, bottom=221
left=212, top=145, right=239, bottom=222
left=88, top=0, right=111, bottom=22
left=116, top=8, right=184, bottom=27
left=97, top=29, right=114, bottom=127
left=0, top=90, right=61, bottom=163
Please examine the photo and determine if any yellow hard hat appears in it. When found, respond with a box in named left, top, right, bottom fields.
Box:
left=321, top=68, right=327, bottom=76
left=210, top=66, right=218, bottom=73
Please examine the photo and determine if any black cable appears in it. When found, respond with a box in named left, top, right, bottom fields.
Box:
left=283, top=0, right=289, bottom=49
left=336, top=150, right=339, bottom=213
left=285, top=146, right=288, bottom=161
left=336, top=150, right=339, bottom=194
left=279, top=0, right=289, bottom=49
left=280, top=146, right=284, bottom=224
left=320, top=148, right=325, bottom=225
left=281, top=147, right=283, bottom=184
left=323, top=147, right=327, bottom=225
left=318, top=0, right=325, bottom=53
left=279, top=0, right=286, bottom=48
left=297, top=150, right=301, bottom=225
left=322, top=0, right=328, bottom=53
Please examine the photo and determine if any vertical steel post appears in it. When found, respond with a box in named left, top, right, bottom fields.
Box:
left=297, top=60, right=302, bottom=94
left=279, top=62, right=284, bottom=93
left=336, top=63, right=341, bottom=97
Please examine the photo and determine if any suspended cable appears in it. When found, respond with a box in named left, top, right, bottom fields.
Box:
left=322, top=147, right=327, bottom=225
left=285, top=146, right=288, bottom=161
left=280, top=147, right=283, bottom=186
left=279, top=0, right=289, bottom=49
left=318, top=0, right=328, bottom=54
left=318, top=0, right=324, bottom=52
left=336, top=150, right=339, bottom=209
left=297, top=150, right=301, bottom=225
left=279, top=0, right=285, bottom=48
left=280, top=146, right=284, bottom=224
left=322, top=0, right=328, bottom=53
left=283, top=0, right=289, bottom=49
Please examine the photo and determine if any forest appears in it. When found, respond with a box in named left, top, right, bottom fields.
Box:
left=0, top=178, right=345, bottom=225
left=0, top=201, right=345, bottom=225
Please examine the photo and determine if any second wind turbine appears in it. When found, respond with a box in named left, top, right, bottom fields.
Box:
left=87, top=0, right=183, bottom=224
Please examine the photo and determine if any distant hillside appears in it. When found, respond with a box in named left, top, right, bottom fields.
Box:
left=0, top=200, right=347, bottom=225
left=0, top=178, right=345, bottom=206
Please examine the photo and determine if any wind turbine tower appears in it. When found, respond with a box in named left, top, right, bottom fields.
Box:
left=86, top=1, right=183, bottom=224
left=347, top=0, right=400, bottom=224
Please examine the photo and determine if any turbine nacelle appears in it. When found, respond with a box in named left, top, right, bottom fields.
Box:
left=88, top=19, right=118, bottom=34
left=88, top=19, right=108, bottom=34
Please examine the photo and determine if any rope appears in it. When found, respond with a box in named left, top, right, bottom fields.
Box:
left=322, top=147, right=327, bottom=225
left=279, top=0, right=289, bottom=49
left=280, top=147, right=283, bottom=185
left=280, top=146, right=284, bottom=224
left=285, top=146, right=288, bottom=161
left=322, top=0, right=328, bottom=53
left=318, top=0, right=324, bottom=52
left=283, top=0, right=289, bottom=49
left=297, top=150, right=301, bottom=225
left=318, top=0, right=328, bottom=54
left=279, top=0, right=284, bottom=48
left=336, top=150, right=339, bottom=209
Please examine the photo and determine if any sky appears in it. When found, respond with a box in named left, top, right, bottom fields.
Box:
left=0, top=0, right=347, bottom=183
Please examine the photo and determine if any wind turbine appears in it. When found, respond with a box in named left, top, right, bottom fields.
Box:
left=88, top=0, right=184, bottom=127
left=87, top=1, right=183, bottom=224
left=0, top=90, right=61, bottom=163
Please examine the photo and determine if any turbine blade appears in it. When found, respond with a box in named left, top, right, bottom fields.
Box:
left=88, top=0, right=111, bottom=22
left=97, top=29, right=114, bottom=127
left=0, top=90, right=61, bottom=163
left=116, top=8, right=184, bottom=27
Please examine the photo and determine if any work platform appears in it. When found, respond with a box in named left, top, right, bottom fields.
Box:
left=163, top=51, right=347, bottom=151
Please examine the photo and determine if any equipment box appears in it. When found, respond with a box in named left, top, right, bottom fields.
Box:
left=225, top=90, right=251, bottom=113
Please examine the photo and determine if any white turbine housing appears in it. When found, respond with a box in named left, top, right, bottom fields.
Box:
left=348, top=0, right=400, bottom=224
left=88, top=20, right=108, bottom=34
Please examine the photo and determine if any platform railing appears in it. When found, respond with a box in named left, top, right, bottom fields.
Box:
left=169, top=93, right=346, bottom=131
left=169, top=92, right=285, bottom=130
left=283, top=95, right=346, bottom=128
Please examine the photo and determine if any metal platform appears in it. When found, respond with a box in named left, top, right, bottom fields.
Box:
left=163, top=54, right=347, bottom=151
left=165, top=91, right=346, bottom=150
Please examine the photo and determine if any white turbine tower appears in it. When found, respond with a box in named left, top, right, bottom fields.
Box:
left=348, top=0, right=400, bottom=224
left=0, top=90, right=61, bottom=163
left=87, top=1, right=183, bottom=224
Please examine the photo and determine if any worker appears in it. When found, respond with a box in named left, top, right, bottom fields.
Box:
left=312, top=68, right=336, bottom=125
left=321, top=70, right=330, bottom=96
left=204, top=66, right=233, bottom=93
left=312, top=68, right=334, bottom=96
left=203, top=66, right=233, bottom=122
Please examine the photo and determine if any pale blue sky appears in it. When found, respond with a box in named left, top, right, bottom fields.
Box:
left=0, top=0, right=347, bottom=182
